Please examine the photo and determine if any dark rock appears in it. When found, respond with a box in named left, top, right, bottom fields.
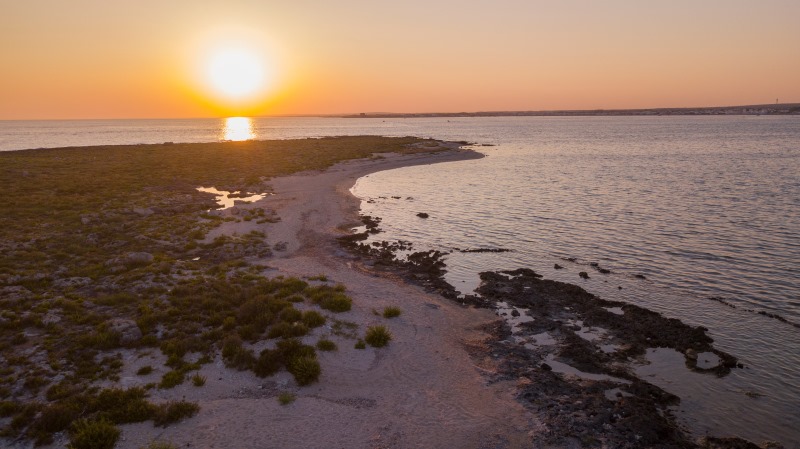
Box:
left=541, top=363, right=552, bottom=371
left=416, top=212, right=429, bottom=218
left=634, top=274, right=647, bottom=280
left=579, top=272, right=590, bottom=279
left=554, top=264, right=564, bottom=269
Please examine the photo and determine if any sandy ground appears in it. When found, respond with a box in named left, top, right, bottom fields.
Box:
left=114, top=147, right=537, bottom=449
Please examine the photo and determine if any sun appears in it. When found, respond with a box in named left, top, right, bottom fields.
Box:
left=205, top=46, right=268, bottom=100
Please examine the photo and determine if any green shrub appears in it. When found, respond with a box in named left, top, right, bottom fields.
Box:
left=354, top=340, right=366, bottom=349
left=301, top=310, right=326, bottom=328
left=365, top=326, right=392, bottom=348
left=254, top=349, right=282, bottom=378
left=68, top=418, right=119, bottom=449
left=46, top=381, right=79, bottom=401
left=278, top=392, right=296, bottom=405
left=191, top=374, right=206, bottom=387
left=316, top=339, right=337, bottom=351
left=276, top=338, right=316, bottom=362
left=279, top=307, right=302, bottom=323
left=92, top=387, right=152, bottom=424
left=287, top=357, right=321, bottom=386
left=382, top=307, right=402, bottom=318
left=159, top=370, right=184, bottom=389
left=0, top=400, right=21, bottom=417
left=28, top=403, right=80, bottom=444
left=267, top=322, right=309, bottom=339
left=221, top=336, right=256, bottom=370
left=320, top=293, right=352, bottom=313
left=152, top=401, right=199, bottom=427
left=136, top=365, right=153, bottom=375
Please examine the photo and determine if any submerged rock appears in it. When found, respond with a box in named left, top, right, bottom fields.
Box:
left=579, top=271, right=590, bottom=279
left=416, top=212, right=429, bottom=218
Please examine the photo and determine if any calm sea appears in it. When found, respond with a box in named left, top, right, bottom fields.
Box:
left=2, top=116, right=799, bottom=445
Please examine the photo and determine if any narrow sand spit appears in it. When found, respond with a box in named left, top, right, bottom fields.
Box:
left=117, top=147, right=537, bottom=449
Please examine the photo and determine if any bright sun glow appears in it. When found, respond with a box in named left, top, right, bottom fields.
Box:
left=206, top=46, right=267, bottom=99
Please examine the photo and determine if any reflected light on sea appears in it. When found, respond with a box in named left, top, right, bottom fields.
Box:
left=222, top=117, right=255, bottom=141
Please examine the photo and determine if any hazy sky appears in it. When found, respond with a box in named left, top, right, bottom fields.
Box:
left=2, top=0, right=799, bottom=119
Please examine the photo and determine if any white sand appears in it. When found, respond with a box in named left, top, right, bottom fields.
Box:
left=116, top=147, right=536, bottom=449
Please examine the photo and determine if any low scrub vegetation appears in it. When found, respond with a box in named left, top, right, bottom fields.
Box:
left=365, top=326, right=392, bottom=348
left=383, top=306, right=402, bottom=318
left=0, top=137, right=439, bottom=444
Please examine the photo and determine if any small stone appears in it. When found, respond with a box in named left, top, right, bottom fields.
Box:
left=579, top=271, right=590, bottom=279
left=416, top=212, right=429, bottom=218
left=685, top=349, right=698, bottom=360
left=554, top=264, right=564, bottom=269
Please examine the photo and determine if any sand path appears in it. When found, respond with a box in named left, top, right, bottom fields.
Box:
left=118, top=148, right=535, bottom=449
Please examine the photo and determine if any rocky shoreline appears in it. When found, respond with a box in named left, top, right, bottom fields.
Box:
left=339, top=214, right=783, bottom=449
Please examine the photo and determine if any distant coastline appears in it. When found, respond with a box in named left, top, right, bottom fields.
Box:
left=341, top=102, right=800, bottom=118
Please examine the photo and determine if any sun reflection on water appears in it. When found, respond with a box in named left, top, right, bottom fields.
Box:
left=222, top=117, right=255, bottom=141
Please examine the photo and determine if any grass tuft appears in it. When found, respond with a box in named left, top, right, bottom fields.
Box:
left=152, top=401, right=199, bottom=427
left=68, top=418, right=119, bottom=449
left=277, top=392, right=296, bottom=405
left=316, top=339, right=337, bottom=351
left=287, top=357, right=321, bottom=386
left=136, top=365, right=153, bottom=376
left=382, top=306, right=402, bottom=318
left=159, top=370, right=184, bottom=389
left=191, top=374, right=206, bottom=387
left=365, top=326, right=392, bottom=348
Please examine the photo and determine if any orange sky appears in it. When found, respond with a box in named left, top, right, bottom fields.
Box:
left=1, top=0, right=799, bottom=120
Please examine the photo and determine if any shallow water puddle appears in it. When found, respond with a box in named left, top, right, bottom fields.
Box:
left=545, top=355, right=631, bottom=384
left=604, top=306, right=624, bottom=315
left=197, top=186, right=269, bottom=210
left=523, top=332, right=557, bottom=348
left=496, top=301, right=534, bottom=334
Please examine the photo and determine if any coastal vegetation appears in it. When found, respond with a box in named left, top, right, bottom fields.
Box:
left=382, top=306, right=401, bottom=318
left=364, top=326, right=392, bottom=348
left=0, top=136, right=442, bottom=444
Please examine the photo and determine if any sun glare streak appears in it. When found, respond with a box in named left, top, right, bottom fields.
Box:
left=222, top=117, right=254, bottom=141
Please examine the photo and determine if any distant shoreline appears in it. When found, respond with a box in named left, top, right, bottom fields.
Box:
left=341, top=102, right=800, bottom=118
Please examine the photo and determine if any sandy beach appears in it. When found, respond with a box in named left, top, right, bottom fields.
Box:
left=103, top=146, right=537, bottom=449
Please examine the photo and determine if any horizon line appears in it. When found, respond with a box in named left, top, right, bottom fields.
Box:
left=1, top=101, right=798, bottom=122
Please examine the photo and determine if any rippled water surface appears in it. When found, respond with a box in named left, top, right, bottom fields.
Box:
left=3, top=116, right=799, bottom=445
left=349, top=116, right=800, bottom=447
